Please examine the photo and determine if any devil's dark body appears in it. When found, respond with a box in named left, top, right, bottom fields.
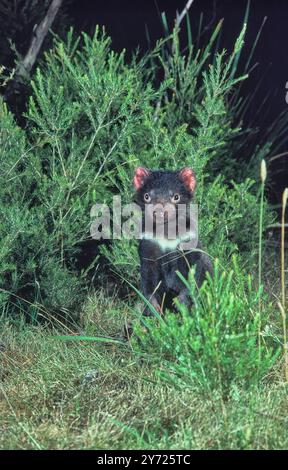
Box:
left=139, top=239, right=212, bottom=315
left=133, top=167, right=213, bottom=316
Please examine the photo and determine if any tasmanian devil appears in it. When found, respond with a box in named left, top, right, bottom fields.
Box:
left=133, top=166, right=213, bottom=316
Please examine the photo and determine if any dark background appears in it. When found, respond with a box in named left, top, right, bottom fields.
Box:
left=68, top=0, right=288, bottom=205
left=70, top=0, right=288, bottom=126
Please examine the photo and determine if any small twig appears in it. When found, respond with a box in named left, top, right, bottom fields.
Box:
left=175, top=0, right=196, bottom=28
left=278, top=188, right=288, bottom=383
left=269, top=151, right=288, bottom=163
left=267, top=224, right=288, bottom=229
left=199, top=0, right=217, bottom=37
left=278, top=302, right=288, bottom=383
left=258, top=160, right=267, bottom=365
left=16, top=0, right=63, bottom=79
left=281, top=190, right=288, bottom=310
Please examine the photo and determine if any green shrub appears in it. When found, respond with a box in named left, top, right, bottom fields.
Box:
left=0, top=98, right=34, bottom=315
left=132, top=258, right=280, bottom=393
left=103, top=24, right=274, bottom=282
left=0, top=25, right=276, bottom=319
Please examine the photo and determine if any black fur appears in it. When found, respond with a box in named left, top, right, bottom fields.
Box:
left=135, top=168, right=213, bottom=316
left=134, top=170, right=193, bottom=208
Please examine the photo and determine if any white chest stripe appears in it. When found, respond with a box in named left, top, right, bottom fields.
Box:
left=141, top=231, right=196, bottom=252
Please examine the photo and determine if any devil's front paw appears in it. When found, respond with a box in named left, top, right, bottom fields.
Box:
left=143, top=298, right=163, bottom=316
left=143, top=306, right=155, bottom=317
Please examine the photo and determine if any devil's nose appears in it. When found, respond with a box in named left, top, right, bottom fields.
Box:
left=154, top=199, right=165, bottom=205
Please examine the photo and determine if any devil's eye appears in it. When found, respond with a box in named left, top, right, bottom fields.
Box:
left=171, top=193, right=180, bottom=203
left=144, top=193, right=151, bottom=202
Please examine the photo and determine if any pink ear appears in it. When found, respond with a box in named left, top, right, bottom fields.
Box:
left=133, top=167, right=150, bottom=190
left=179, top=167, right=196, bottom=192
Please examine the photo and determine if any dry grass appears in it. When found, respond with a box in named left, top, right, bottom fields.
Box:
left=0, top=292, right=288, bottom=450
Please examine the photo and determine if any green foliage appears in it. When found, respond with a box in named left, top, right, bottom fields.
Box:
left=202, top=177, right=273, bottom=265
left=0, top=84, right=87, bottom=319
left=0, top=313, right=285, bottom=450
left=0, top=25, right=276, bottom=319
left=103, top=23, right=275, bottom=281
left=0, top=98, right=35, bottom=313
left=0, top=16, right=286, bottom=451
left=133, top=258, right=279, bottom=392
left=156, top=11, right=288, bottom=186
